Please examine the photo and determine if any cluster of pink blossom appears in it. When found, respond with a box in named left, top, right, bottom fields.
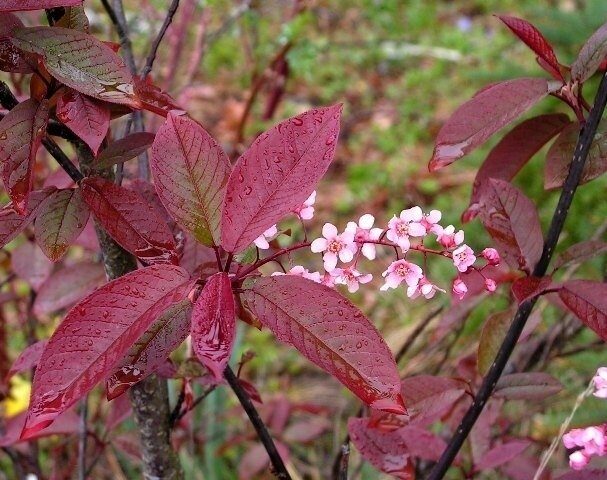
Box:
left=254, top=193, right=500, bottom=299
left=563, top=368, right=607, bottom=470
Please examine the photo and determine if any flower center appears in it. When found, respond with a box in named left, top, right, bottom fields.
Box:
left=395, top=263, right=410, bottom=277
left=395, top=222, right=409, bottom=236
left=328, top=240, right=343, bottom=253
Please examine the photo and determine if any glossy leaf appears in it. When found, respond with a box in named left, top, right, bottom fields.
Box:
left=0, top=188, right=55, bottom=248
left=33, top=262, right=106, bottom=316
left=512, top=276, right=554, bottom=304
left=243, top=275, right=405, bottom=413
left=34, top=188, right=89, bottom=261
left=80, top=176, right=178, bottom=264
left=23, top=265, right=191, bottom=437
left=553, top=240, right=607, bottom=270
left=559, top=280, right=607, bottom=340
left=6, top=340, right=47, bottom=381
left=0, top=1, right=82, bottom=11
left=477, top=310, right=511, bottom=376
left=465, top=114, right=570, bottom=221
left=497, top=16, right=562, bottom=80
left=11, top=27, right=138, bottom=107
left=494, top=372, right=563, bottom=400
left=545, top=121, right=607, bottom=189
left=0, top=13, right=34, bottom=73
left=475, top=440, right=531, bottom=471
left=428, top=78, right=549, bottom=171
left=477, top=178, right=543, bottom=274
left=151, top=113, right=230, bottom=246
left=572, top=21, right=607, bottom=82
left=222, top=105, right=342, bottom=253
left=11, top=241, right=53, bottom=290
left=133, top=75, right=181, bottom=113
left=348, top=417, right=414, bottom=479
left=0, top=99, right=49, bottom=214
left=95, top=132, right=155, bottom=169
left=191, top=273, right=235, bottom=381
left=56, top=90, right=110, bottom=155
left=0, top=409, right=79, bottom=447
left=106, top=299, right=192, bottom=399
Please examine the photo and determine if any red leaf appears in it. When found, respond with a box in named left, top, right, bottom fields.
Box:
left=80, top=176, right=178, bottom=264
left=151, top=113, right=231, bottom=246
left=95, top=132, right=155, bottom=169
left=283, top=417, right=330, bottom=443
left=428, top=78, right=549, bottom=171
left=572, top=21, right=607, bottom=82
left=512, top=276, right=554, bottom=304
left=239, top=379, right=263, bottom=404
left=475, top=439, right=531, bottom=471
left=56, top=89, right=110, bottom=155
left=477, top=178, right=543, bottom=274
left=0, top=188, right=55, bottom=248
left=106, top=299, right=192, bottom=399
left=0, top=99, right=49, bottom=214
left=0, top=409, right=79, bottom=447
left=559, top=280, right=607, bottom=340
left=23, top=264, right=191, bottom=438
left=497, top=16, right=563, bottom=81
left=243, top=275, right=405, bottom=414
left=34, top=188, right=90, bottom=261
left=11, top=241, right=53, bottom=290
left=348, top=417, right=414, bottom=479
left=191, top=272, right=235, bottom=381
left=11, top=27, right=138, bottom=107
left=400, top=425, right=447, bottom=462
left=238, top=441, right=290, bottom=480
left=494, top=372, right=562, bottom=400
left=464, top=114, right=570, bottom=221
left=221, top=105, right=342, bottom=253
left=180, top=233, right=217, bottom=275
left=0, top=13, right=34, bottom=73
left=6, top=340, right=47, bottom=381
left=0, top=1, right=82, bottom=11
left=33, top=262, right=106, bottom=316
left=554, top=240, right=607, bottom=270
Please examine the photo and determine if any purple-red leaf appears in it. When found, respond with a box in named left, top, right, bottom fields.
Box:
left=151, top=113, right=230, bottom=246
left=56, top=90, right=110, bottom=155
left=11, top=27, right=138, bottom=107
left=497, top=15, right=563, bottom=81
left=0, top=1, right=82, bottom=11
left=11, top=241, right=53, bottom=291
left=475, top=440, right=531, bottom=471
left=238, top=441, right=290, bottom=480
left=23, top=264, right=191, bottom=438
left=95, top=132, right=155, bottom=169
left=348, top=417, right=414, bottom=479
left=106, top=299, right=192, bottom=399
left=33, top=262, right=106, bottom=316
left=464, top=114, right=570, bottom=221
left=283, top=417, right=330, bottom=443
left=80, top=176, right=178, bottom=264
left=6, top=340, right=47, bottom=381
left=221, top=105, right=342, bottom=253
left=559, top=280, right=607, bottom=340
left=494, top=372, right=563, bottom=400
left=34, top=188, right=89, bottom=262
left=0, top=188, right=55, bottom=248
left=0, top=13, right=34, bottom=73
left=428, top=78, right=549, bottom=171
left=0, top=99, right=49, bottom=214
left=0, top=409, right=79, bottom=447
left=554, top=240, right=607, bottom=270
left=191, top=272, right=235, bottom=381
left=243, top=275, right=405, bottom=414
left=545, top=121, right=607, bottom=190
left=572, top=21, right=607, bottom=82
left=477, top=310, right=511, bottom=376
left=477, top=178, right=543, bottom=274
left=512, top=276, right=554, bottom=304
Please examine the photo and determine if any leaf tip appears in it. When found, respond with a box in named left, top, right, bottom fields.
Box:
left=370, top=394, right=407, bottom=415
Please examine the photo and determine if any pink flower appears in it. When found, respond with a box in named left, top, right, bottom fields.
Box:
left=452, top=244, right=476, bottom=273
left=272, top=265, right=321, bottom=283
left=310, top=223, right=357, bottom=272
left=452, top=278, right=467, bottom=299
left=333, top=267, right=373, bottom=293
left=421, top=209, right=442, bottom=233
left=320, top=272, right=337, bottom=288
left=407, top=277, right=444, bottom=299
left=345, top=214, right=383, bottom=260
left=254, top=225, right=278, bottom=249
left=484, top=278, right=497, bottom=292
left=386, top=206, right=426, bottom=252
left=593, top=367, right=607, bottom=398
left=481, top=247, right=500, bottom=266
left=434, top=225, right=464, bottom=249
left=569, top=450, right=590, bottom=470
left=380, top=260, right=423, bottom=291
left=293, top=191, right=316, bottom=220
left=563, top=425, right=607, bottom=469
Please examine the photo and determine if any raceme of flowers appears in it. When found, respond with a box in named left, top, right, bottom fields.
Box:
left=562, top=368, right=607, bottom=470
left=252, top=191, right=499, bottom=299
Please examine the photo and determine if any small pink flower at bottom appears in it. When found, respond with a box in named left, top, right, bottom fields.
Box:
left=452, top=278, right=467, bottom=299
left=569, top=450, right=590, bottom=470
left=293, top=191, right=316, bottom=220
left=254, top=225, right=278, bottom=249
left=593, top=367, right=607, bottom=398
left=272, top=266, right=321, bottom=283
left=407, top=277, right=445, bottom=299
left=563, top=425, right=607, bottom=469
left=433, top=225, right=464, bottom=249
left=481, top=247, right=500, bottom=266
left=380, top=260, right=423, bottom=291
left=332, top=267, right=373, bottom=293
left=453, top=244, right=476, bottom=273
left=345, top=214, right=383, bottom=260
left=310, top=223, right=357, bottom=271
left=386, top=206, right=426, bottom=252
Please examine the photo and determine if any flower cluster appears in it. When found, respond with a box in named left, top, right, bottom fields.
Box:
left=562, top=368, right=607, bottom=470
left=254, top=195, right=500, bottom=300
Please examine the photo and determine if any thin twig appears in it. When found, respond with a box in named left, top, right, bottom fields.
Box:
left=428, top=71, right=607, bottom=480
left=224, top=366, right=292, bottom=479
left=141, top=0, right=181, bottom=78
